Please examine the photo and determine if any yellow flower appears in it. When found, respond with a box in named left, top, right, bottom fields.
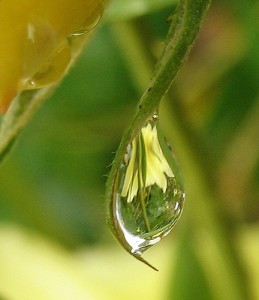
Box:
left=121, top=123, right=174, bottom=203
left=0, top=0, right=104, bottom=113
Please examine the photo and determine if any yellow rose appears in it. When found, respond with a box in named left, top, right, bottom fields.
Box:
left=0, top=0, right=104, bottom=113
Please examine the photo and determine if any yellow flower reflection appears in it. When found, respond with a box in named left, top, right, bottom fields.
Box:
left=121, top=123, right=174, bottom=203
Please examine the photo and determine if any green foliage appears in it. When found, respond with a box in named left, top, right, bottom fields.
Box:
left=106, top=0, right=178, bottom=21
left=169, top=225, right=214, bottom=300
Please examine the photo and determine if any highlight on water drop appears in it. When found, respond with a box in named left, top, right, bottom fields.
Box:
left=69, top=1, right=104, bottom=37
left=109, top=115, right=185, bottom=269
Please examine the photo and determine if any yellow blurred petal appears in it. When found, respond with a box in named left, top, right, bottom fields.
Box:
left=0, top=0, right=104, bottom=112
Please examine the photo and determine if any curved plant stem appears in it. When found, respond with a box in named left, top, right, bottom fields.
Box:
left=110, top=7, right=251, bottom=300
left=106, top=0, right=211, bottom=268
left=0, top=88, right=55, bottom=164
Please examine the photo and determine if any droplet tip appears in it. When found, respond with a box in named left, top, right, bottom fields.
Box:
left=133, top=253, right=159, bottom=271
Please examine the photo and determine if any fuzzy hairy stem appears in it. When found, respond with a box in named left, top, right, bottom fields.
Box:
left=106, top=0, right=212, bottom=269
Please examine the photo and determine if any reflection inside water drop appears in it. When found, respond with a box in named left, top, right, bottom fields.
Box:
left=110, top=116, right=185, bottom=259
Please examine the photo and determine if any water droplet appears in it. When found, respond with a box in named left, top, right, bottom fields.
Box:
left=69, top=1, right=104, bottom=37
left=24, top=44, right=71, bottom=89
left=109, top=115, right=185, bottom=268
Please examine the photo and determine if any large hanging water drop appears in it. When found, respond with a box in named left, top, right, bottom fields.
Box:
left=109, top=114, right=185, bottom=269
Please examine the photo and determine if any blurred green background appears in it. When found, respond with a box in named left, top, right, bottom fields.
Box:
left=0, top=0, right=259, bottom=299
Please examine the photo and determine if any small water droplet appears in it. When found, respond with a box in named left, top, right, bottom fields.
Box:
left=69, top=2, right=104, bottom=37
left=110, top=115, right=185, bottom=268
left=24, top=44, right=71, bottom=89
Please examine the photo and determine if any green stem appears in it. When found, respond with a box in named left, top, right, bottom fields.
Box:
left=0, top=88, right=55, bottom=164
left=106, top=0, right=211, bottom=268
left=137, top=134, right=151, bottom=232
left=112, top=7, right=251, bottom=300
left=0, top=35, right=89, bottom=165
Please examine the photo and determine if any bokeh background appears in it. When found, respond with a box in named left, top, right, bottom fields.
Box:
left=0, top=0, right=259, bottom=299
